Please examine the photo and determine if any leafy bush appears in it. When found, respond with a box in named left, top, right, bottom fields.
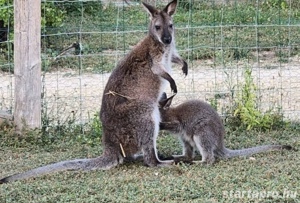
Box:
left=262, top=0, right=288, bottom=10
left=0, top=0, right=13, bottom=27
left=0, top=0, right=66, bottom=28
left=61, top=1, right=103, bottom=15
left=231, top=68, right=287, bottom=130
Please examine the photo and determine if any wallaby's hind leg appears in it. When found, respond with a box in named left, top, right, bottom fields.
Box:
left=182, top=137, right=194, bottom=159
left=172, top=137, right=194, bottom=164
left=142, top=130, right=173, bottom=167
left=142, top=109, right=173, bottom=167
left=193, top=134, right=216, bottom=164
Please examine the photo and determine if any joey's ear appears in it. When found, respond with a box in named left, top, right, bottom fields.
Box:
left=142, top=2, right=158, bottom=18
left=164, top=94, right=175, bottom=109
left=160, top=92, right=167, bottom=101
left=159, top=94, right=175, bottom=109
left=163, top=0, right=177, bottom=16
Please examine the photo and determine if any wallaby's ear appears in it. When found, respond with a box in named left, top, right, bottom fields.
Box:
left=160, top=92, right=167, bottom=101
left=142, top=2, right=158, bottom=18
left=159, top=94, right=175, bottom=110
left=164, top=94, right=175, bottom=109
left=159, top=93, right=168, bottom=108
left=163, top=0, right=177, bottom=16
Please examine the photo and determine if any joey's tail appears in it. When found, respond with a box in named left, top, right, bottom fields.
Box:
left=222, top=145, right=292, bottom=158
left=0, top=155, right=121, bottom=184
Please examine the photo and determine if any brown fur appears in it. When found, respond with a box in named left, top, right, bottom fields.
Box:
left=0, top=0, right=187, bottom=184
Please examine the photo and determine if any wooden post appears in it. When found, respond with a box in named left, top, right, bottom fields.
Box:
left=14, top=0, right=41, bottom=131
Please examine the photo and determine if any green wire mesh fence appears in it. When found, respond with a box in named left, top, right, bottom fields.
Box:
left=0, top=0, right=299, bottom=131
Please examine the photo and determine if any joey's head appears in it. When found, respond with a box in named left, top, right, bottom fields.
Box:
left=142, top=0, right=177, bottom=45
left=159, top=92, right=175, bottom=121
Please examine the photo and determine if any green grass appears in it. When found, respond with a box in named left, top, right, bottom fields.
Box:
left=0, top=126, right=299, bottom=202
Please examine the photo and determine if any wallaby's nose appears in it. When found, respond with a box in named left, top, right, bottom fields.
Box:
left=162, top=36, right=172, bottom=44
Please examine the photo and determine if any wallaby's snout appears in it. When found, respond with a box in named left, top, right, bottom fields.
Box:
left=156, top=22, right=173, bottom=45
left=162, top=33, right=172, bottom=44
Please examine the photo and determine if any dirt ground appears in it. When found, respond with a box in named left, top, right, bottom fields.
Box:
left=0, top=53, right=299, bottom=125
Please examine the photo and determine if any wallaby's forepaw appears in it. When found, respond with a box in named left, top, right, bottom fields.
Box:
left=182, top=60, right=188, bottom=76
left=160, top=72, right=177, bottom=94
left=170, top=82, right=177, bottom=94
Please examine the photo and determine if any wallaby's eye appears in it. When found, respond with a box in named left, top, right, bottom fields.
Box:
left=169, top=24, right=173, bottom=29
left=155, top=25, right=161, bottom=30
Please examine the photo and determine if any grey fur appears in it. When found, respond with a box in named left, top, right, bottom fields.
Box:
left=159, top=93, right=292, bottom=164
left=0, top=0, right=187, bottom=184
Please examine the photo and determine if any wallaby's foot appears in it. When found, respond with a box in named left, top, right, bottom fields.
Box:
left=158, top=156, right=174, bottom=161
left=125, top=154, right=174, bottom=168
left=193, top=160, right=208, bottom=165
left=173, top=156, right=193, bottom=165
left=159, top=154, right=193, bottom=165
left=157, top=160, right=174, bottom=167
left=157, top=154, right=174, bottom=161
left=124, top=154, right=144, bottom=163
left=197, top=154, right=216, bottom=165
left=143, top=149, right=175, bottom=167
left=143, top=150, right=161, bottom=167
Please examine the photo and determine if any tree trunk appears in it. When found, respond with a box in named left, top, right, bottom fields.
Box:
left=14, top=0, right=41, bottom=131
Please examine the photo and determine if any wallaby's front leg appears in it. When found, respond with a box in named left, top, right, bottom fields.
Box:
left=172, top=53, right=188, bottom=76
left=159, top=121, right=181, bottom=132
left=151, top=65, right=177, bottom=94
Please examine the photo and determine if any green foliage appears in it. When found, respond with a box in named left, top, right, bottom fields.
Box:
left=262, top=0, right=288, bottom=10
left=0, top=0, right=13, bottom=27
left=208, top=98, right=218, bottom=111
left=41, top=2, right=66, bottom=28
left=62, top=1, right=103, bottom=15
left=76, top=112, right=102, bottom=146
left=232, top=68, right=287, bottom=130
left=0, top=1, right=66, bottom=28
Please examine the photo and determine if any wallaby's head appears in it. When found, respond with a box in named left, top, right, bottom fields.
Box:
left=142, top=0, right=178, bottom=45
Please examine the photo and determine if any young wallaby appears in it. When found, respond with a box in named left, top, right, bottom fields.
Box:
left=159, top=93, right=292, bottom=164
left=0, top=0, right=187, bottom=184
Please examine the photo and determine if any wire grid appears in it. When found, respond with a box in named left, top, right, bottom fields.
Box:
left=0, top=0, right=299, bottom=129
left=0, top=0, right=13, bottom=114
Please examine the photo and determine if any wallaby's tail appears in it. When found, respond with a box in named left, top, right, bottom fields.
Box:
left=223, top=145, right=292, bottom=158
left=0, top=155, right=121, bottom=184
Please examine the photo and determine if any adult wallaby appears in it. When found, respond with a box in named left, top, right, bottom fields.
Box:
left=159, top=93, right=292, bottom=164
left=0, top=0, right=187, bottom=184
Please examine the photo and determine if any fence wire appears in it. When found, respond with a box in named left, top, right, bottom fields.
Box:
left=0, top=0, right=299, bottom=130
